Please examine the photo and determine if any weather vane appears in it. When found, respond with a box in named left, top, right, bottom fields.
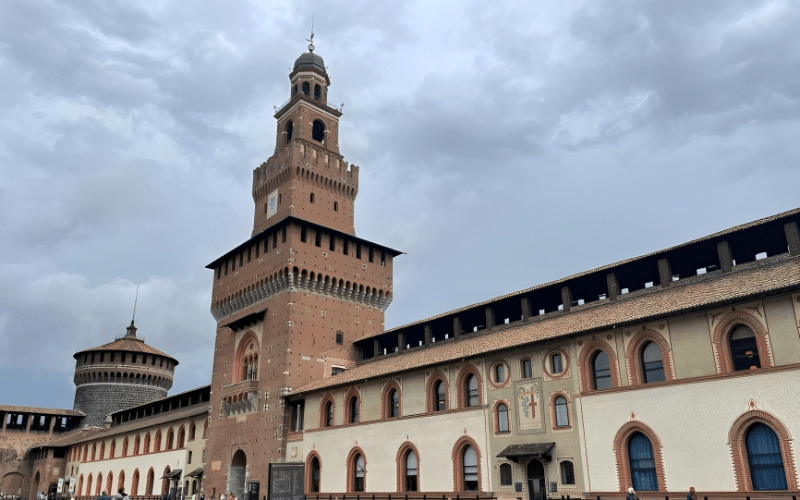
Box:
left=306, top=17, right=315, bottom=52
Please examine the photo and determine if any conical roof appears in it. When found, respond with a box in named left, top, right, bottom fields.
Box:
left=72, top=320, right=178, bottom=364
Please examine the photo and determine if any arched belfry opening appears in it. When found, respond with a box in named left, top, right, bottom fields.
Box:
left=285, top=120, right=293, bottom=144
left=312, top=119, right=325, bottom=143
left=229, top=450, right=247, bottom=500
left=302, top=82, right=310, bottom=96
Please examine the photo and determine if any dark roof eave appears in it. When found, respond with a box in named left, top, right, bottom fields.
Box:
left=205, top=216, right=404, bottom=269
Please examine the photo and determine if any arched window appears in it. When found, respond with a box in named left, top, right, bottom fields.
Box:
left=99, top=441, right=105, bottom=460
left=161, top=467, right=171, bottom=495
left=348, top=395, right=360, bottom=423
left=145, top=468, right=155, bottom=495
left=121, top=437, right=128, bottom=457
left=521, top=358, right=532, bottom=379
left=746, top=423, right=788, bottom=490
left=463, top=445, right=479, bottom=491
left=166, top=428, right=174, bottom=450
left=403, top=449, right=419, bottom=491
left=499, top=463, right=512, bottom=486
left=154, top=430, right=162, bottom=452
left=496, top=403, right=509, bottom=433
left=106, top=471, right=113, bottom=494
left=466, top=375, right=479, bottom=406
left=302, top=82, right=310, bottom=95
left=133, top=435, right=140, bottom=456
left=314, top=84, right=321, bottom=101
left=178, top=427, right=186, bottom=448
left=143, top=433, right=150, bottom=454
left=324, top=401, right=334, bottom=427
left=560, top=461, right=575, bottom=485
left=350, top=453, right=366, bottom=492
left=388, top=389, right=400, bottom=418
left=434, top=380, right=446, bottom=411
left=312, top=119, right=325, bottom=142
left=592, top=351, right=612, bottom=390
left=629, top=432, right=658, bottom=491
left=131, top=469, right=140, bottom=496
left=91, top=444, right=97, bottom=461
left=730, top=324, right=760, bottom=371
left=77, top=475, right=84, bottom=496
left=95, top=472, right=103, bottom=496
left=641, top=341, right=665, bottom=383
left=117, top=470, right=125, bottom=492
left=86, top=474, right=93, bottom=497
left=309, top=456, right=321, bottom=492
left=555, top=396, right=569, bottom=427
left=285, top=120, right=293, bottom=143
left=189, top=423, right=196, bottom=441
left=292, top=85, right=297, bottom=96
left=109, top=440, right=116, bottom=458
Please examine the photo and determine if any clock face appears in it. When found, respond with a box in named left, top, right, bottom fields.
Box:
left=267, top=190, right=279, bottom=219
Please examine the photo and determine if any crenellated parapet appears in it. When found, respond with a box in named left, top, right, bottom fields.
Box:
left=252, top=139, right=359, bottom=204
left=210, top=265, right=392, bottom=321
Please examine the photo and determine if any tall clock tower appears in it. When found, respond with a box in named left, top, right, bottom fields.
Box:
left=203, top=40, right=399, bottom=499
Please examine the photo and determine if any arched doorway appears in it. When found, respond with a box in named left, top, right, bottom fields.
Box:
left=229, top=450, right=247, bottom=500
left=527, top=460, right=545, bottom=500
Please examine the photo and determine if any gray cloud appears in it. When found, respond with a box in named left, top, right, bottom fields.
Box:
left=1, top=0, right=799, bottom=408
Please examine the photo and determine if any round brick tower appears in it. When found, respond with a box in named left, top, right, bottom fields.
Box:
left=72, top=321, right=178, bottom=427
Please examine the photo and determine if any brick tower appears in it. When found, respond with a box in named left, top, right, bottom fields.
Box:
left=203, top=40, right=400, bottom=499
left=72, top=321, right=177, bottom=427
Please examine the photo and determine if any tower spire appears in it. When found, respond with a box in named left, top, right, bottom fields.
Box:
left=306, top=18, right=315, bottom=52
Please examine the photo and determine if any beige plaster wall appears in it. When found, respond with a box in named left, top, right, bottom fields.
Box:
left=580, top=369, right=800, bottom=492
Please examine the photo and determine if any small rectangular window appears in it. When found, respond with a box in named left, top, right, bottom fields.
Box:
left=231, top=255, right=236, bottom=271
left=336, top=332, right=344, bottom=345
left=552, top=353, right=563, bottom=374
left=239, top=252, right=244, bottom=266
left=248, top=247, right=252, bottom=262
left=188, top=451, right=193, bottom=464
left=356, top=244, right=362, bottom=259
left=255, top=242, right=259, bottom=258
left=291, top=402, right=305, bottom=431
left=329, top=235, right=335, bottom=251
left=332, top=367, right=345, bottom=375
left=522, top=359, right=532, bottom=379
left=216, top=267, right=221, bottom=279
left=264, top=237, right=269, bottom=253
left=301, top=226, right=307, bottom=243
left=282, top=227, right=287, bottom=243
left=369, top=247, right=374, bottom=263
left=315, top=230, right=321, bottom=247
left=343, top=239, right=349, bottom=255
left=381, top=251, right=386, bottom=266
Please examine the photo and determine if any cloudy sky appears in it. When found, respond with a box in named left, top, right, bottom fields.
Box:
left=1, top=0, right=799, bottom=409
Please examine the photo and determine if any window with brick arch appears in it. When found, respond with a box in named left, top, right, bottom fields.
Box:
left=730, top=324, right=761, bottom=371
left=189, top=423, right=196, bottom=441
left=746, top=423, right=788, bottom=490
left=403, top=449, right=418, bottom=491
left=312, top=119, right=325, bottom=142
left=434, top=380, right=446, bottom=411
left=133, top=435, right=140, bottom=456
left=178, top=427, right=186, bottom=448
left=131, top=469, right=140, bottom=496
left=237, top=339, right=259, bottom=382
left=466, top=375, right=479, bottom=407
left=86, top=474, right=93, bottom=496
left=121, top=437, right=128, bottom=457
left=106, top=471, right=113, bottom=494
left=154, top=430, right=162, bottom=452
left=143, top=433, right=150, bottom=454
left=166, top=428, right=174, bottom=450
left=109, top=440, right=116, bottom=458
left=641, top=341, right=665, bottom=383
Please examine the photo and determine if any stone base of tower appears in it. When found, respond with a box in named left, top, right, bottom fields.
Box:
left=73, top=384, right=167, bottom=427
